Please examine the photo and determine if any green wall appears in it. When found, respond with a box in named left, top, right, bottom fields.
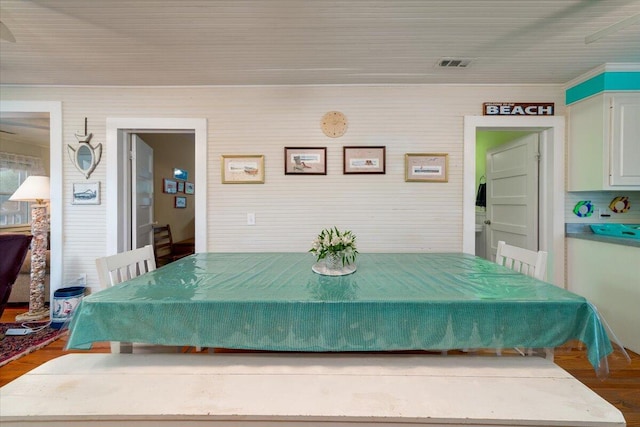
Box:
left=476, top=131, right=531, bottom=192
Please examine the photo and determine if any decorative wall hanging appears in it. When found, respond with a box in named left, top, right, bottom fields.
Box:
left=284, top=147, right=327, bottom=175
left=175, top=196, right=187, bottom=208
left=72, top=182, right=100, bottom=205
left=221, top=155, right=265, bottom=183
left=573, top=200, right=594, bottom=217
left=67, top=118, right=102, bottom=179
left=173, top=168, right=188, bottom=181
left=343, top=146, right=386, bottom=174
left=185, top=182, right=195, bottom=194
left=163, top=178, right=177, bottom=194
left=177, top=181, right=185, bottom=193
left=609, top=196, right=630, bottom=213
left=405, top=153, right=448, bottom=182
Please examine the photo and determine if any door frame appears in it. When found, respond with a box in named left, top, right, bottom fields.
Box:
left=463, top=115, right=565, bottom=287
left=0, top=100, right=63, bottom=299
left=106, top=118, right=207, bottom=255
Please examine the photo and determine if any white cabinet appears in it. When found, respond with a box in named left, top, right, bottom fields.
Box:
left=567, top=92, right=640, bottom=191
left=566, top=238, right=640, bottom=354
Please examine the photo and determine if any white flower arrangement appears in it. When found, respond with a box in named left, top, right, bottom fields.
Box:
left=309, top=227, right=358, bottom=266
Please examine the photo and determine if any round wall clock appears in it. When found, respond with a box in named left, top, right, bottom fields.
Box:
left=321, top=111, right=348, bottom=138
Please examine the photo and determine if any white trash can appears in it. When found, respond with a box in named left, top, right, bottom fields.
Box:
left=51, top=286, right=86, bottom=329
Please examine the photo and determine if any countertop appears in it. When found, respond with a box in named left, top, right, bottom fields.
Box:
left=565, top=223, right=640, bottom=248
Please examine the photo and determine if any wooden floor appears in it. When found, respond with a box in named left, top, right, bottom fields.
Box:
left=2, top=305, right=639, bottom=426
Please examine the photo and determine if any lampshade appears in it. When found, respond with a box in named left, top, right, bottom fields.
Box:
left=9, top=176, right=50, bottom=204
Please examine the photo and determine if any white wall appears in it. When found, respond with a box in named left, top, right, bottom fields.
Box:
left=0, top=84, right=565, bottom=291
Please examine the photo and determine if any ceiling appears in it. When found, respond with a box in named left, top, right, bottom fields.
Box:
left=0, top=0, right=639, bottom=87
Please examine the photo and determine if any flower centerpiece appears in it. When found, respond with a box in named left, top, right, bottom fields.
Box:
left=309, top=227, right=358, bottom=275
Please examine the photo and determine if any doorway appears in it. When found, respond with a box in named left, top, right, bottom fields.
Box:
left=105, top=118, right=207, bottom=256
left=133, top=132, right=196, bottom=250
left=463, top=115, right=565, bottom=287
left=0, top=101, right=62, bottom=298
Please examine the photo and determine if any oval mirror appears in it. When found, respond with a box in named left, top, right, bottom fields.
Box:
left=76, top=145, right=93, bottom=171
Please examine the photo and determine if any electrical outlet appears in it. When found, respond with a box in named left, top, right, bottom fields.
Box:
left=77, top=273, right=87, bottom=286
left=598, top=208, right=611, bottom=219
left=247, top=213, right=256, bottom=225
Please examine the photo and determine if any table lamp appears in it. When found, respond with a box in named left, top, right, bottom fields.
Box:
left=9, top=175, right=50, bottom=321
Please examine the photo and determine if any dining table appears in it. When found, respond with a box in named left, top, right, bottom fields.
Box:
left=66, top=252, right=613, bottom=371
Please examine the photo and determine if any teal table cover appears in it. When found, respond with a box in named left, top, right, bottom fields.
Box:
left=67, top=253, right=612, bottom=369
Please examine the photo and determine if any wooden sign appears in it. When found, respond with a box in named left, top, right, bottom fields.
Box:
left=483, top=102, right=554, bottom=116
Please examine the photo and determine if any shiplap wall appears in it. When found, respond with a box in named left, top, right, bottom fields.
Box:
left=2, top=84, right=564, bottom=291
left=565, top=191, right=640, bottom=223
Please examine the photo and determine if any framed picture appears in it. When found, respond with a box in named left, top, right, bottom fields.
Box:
left=221, top=155, right=265, bottom=184
left=163, top=178, right=178, bottom=193
left=173, top=168, right=188, bottom=181
left=175, top=196, right=187, bottom=208
left=343, top=146, right=386, bottom=174
left=72, top=181, right=100, bottom=205
left=284, top=147, right=327, bottom=175
left=177, top=181, right=185, bottom=193
left=405, top=153, right=449, bottom=182
left=185, top=182, right=194, bottom=194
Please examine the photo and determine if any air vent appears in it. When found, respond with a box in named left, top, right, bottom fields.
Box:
left=437, top=58, right=473, bottom=68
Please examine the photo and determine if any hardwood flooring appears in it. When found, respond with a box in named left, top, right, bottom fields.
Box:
left=2, top=305, right=639, bottom=426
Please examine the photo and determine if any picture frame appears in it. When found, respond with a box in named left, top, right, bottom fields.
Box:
left=284, top=147, right=327, bottom=175
left=405, top=153, right=449, bottom=182
left=175, top=196, right=187, bottom=208
left=72, top=181, right=100, bottom=205
left=163, top=178, right=178, bottom=193
left=221, top=155, right=265, bottom=184
left=343, top=146, right=386, bottom=174
left=173, top=168, right=188, bottom=181
left=185, top=182, right=194, bottom=194
left=177, top=181, right=185, bottom=193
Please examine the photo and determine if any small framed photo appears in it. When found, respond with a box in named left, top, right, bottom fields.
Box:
left=173, top=168, right=188, bottom=181
left=343, top=146, right=386, bottom=174
left=284, top=147, right=327, bottom=175
left=185, top=182, right=194, bottom=194
left=405, top=153, right=449, bottom=182
left=177, top=181, right=185, bottom=193
left=221, top=155, right=265, bottom=184
left=163, top=178, right=178, bottom=193
left=175, top=196, right=187, bottom=208
left=72, top=182, right=100, bottom=205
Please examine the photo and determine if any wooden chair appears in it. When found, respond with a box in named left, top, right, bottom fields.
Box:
left=152, top=224, right=192, bottom=267
left=95, top=245, right=202, bottom=353
left=495, top=240, right=551, bottom=359
left=495, top=240, right=547, bottom=281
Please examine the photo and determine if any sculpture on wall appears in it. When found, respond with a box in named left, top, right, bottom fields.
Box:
left=67, top=118, right=102, bottom=179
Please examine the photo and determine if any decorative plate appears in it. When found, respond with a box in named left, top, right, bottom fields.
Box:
left=312, top=262, right=357, bottom=276
left=573, top=200, right=594, bottom=218
left=609, top=196, right=630, bottom=213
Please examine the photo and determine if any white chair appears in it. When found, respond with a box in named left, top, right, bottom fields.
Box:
left=95, top=245, right=157, bottom=353
left=96, top=245, right=202, bottom=353
left=96, top=245, right=157, bottom=289
left=494, top=240, right=551, bottom=359
left=495, top=240, right=547, bottom=281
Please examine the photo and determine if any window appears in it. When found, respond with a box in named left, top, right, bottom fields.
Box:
left=0, top=153, right=45, bottom=226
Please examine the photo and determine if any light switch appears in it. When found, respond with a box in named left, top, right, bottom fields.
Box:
left=247, top=213, right=255, bottom=225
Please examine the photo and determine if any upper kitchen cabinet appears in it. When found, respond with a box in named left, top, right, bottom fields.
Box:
left=566, top=65, right=640, bottom=191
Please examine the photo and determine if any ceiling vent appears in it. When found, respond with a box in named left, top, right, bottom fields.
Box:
left=437, top=58, right=473, bottom=68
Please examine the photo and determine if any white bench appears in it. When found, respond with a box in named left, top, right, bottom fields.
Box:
left=0, top=353, right=625, bottom=426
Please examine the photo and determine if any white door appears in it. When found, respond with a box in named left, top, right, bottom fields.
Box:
left=485, top=134, right=539, bottom=260
left=131, top=134, right=154, bottom=249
